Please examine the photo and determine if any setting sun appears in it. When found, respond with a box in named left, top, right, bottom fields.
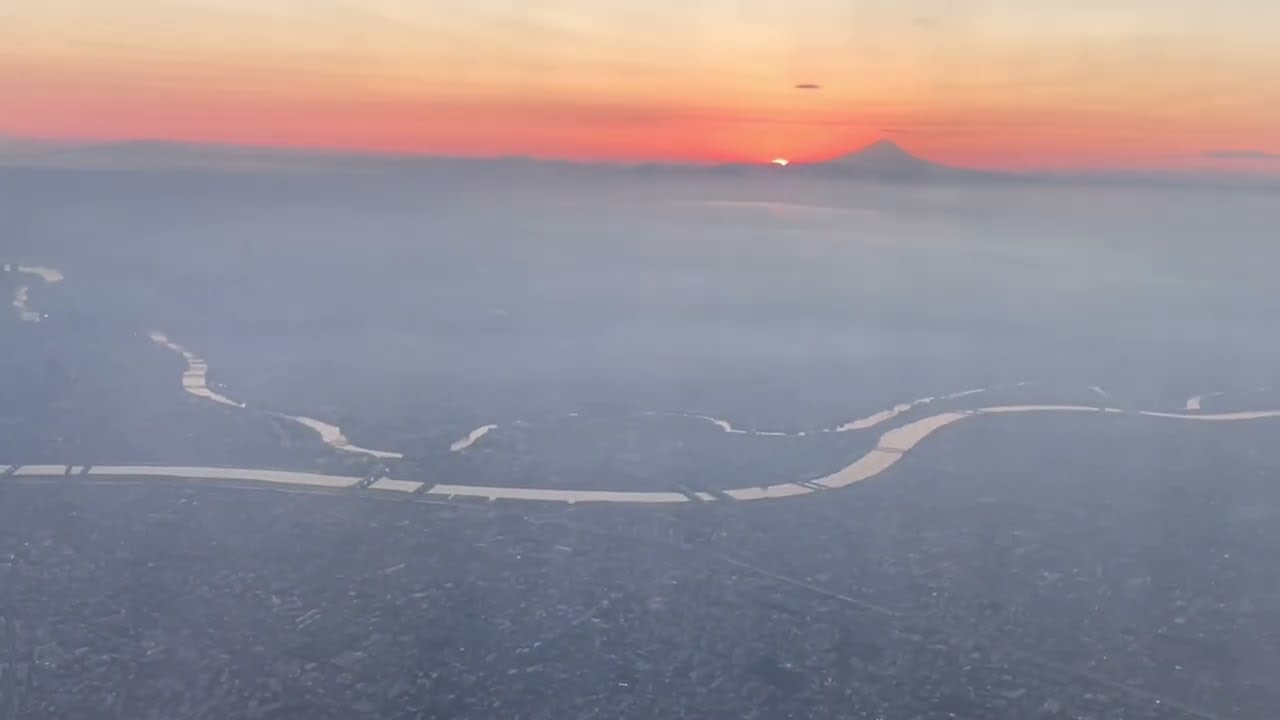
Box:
left=771, top=158, right=790, bottom=166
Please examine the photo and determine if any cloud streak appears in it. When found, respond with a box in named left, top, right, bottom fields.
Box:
left=1201, top=149, right=1280, bottom=161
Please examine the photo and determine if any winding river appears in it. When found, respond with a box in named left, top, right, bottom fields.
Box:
left=5, top=262, right=1278, bottom=505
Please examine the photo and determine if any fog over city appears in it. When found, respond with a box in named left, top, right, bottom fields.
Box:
left=3, top=139, right=1279, bottom=719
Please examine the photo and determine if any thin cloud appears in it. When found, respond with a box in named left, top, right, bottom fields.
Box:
left=1201, top=150, right=1280, bottom=161
left=793, top=83, right=821, bottom=90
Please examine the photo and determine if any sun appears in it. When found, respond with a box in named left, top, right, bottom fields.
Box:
left=771, top=157, right=790, bottom=166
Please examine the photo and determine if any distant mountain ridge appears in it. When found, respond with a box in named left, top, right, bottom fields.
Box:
left=706, top=139, right=982, bottom=180
left=2, top=135, right=1275, bottom=188
left=0, top=135, right=960, bottom=176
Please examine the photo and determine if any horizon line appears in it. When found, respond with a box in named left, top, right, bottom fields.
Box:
left=2, top=132, right=1278, bottom=179
left=2, top=132, right=904, bottom=166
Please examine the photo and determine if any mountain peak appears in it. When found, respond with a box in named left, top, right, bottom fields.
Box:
left=827, top=139, right=929, bottom=168
left=856, top=138, right=914, bottom=156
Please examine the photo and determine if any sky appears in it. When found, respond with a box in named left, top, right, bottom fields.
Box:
left=3, top=0, right=1279, bottom=170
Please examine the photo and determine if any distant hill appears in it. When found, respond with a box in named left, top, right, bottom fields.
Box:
left=0, top=139, right=377, bottom=174
left=0, top=138, right=604, bottom=179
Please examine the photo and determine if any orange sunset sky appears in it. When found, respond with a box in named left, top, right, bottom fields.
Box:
left=3, top=0, right=1279, bottom=170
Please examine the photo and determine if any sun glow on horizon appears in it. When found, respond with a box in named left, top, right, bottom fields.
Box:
left=3, top=2, right=1280, bottom=171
